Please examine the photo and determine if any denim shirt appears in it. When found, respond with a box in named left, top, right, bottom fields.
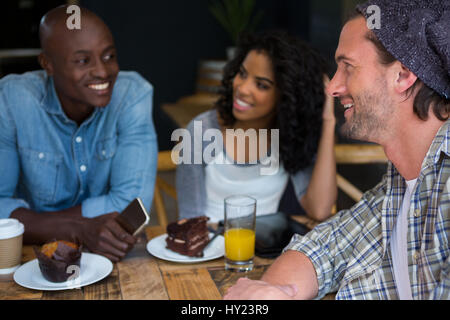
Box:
left=0, top=70, right=157, bottom=218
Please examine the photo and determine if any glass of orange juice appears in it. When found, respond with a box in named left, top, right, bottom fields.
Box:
left=224, top=195, right=256, bottom=272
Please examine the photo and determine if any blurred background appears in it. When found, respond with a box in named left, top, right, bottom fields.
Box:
left=1, top=0, right=386, bottom=222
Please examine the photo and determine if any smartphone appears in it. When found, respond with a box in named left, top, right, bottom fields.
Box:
left=115, top=198, right=150, bottom=236
left=253, top=212, right=310, bottom=258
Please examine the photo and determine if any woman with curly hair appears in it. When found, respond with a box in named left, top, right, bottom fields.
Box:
left=176, top=30, right=337, bottom=222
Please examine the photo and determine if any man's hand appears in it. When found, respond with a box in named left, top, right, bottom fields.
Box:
left=12, top=207, right=137, bottom=262
left=223, top=277, right=298, bottom=300
left=76, top=212, right=137, bottom=262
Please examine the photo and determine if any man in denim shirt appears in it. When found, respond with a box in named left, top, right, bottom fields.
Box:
left=0, top=6, right=157, bottom=262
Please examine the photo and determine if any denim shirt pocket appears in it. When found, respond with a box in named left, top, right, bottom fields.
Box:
left=19, top=147, right=63, bottom=203
left=96, top=137, right=117, bottom=160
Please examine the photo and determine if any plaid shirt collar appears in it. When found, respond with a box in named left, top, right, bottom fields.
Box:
left=383, top=119, right=450, bottom=247
left=425, top=119, right=450, bottom=165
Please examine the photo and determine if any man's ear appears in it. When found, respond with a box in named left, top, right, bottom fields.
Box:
left=393, top=62, right=418, bottom=95
left=38, top=52, right=54, bottom=76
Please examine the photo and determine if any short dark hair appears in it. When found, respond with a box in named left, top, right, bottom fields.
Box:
left=347, top=10, right=450, bottom=121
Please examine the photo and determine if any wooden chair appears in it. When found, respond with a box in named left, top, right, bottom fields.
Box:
left=152, top=151, right=177, bottom=229
left=161, top=92, right=219, bottom=128
left=334, top=143, right=388, bottom=204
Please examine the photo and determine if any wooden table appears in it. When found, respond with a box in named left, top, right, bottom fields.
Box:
left=0, top=226, right=272, bottom=300
left=1, top=217, right=334, bottom=300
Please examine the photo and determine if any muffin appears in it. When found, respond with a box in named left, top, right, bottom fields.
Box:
left=34, top=240, right=82, bottom=282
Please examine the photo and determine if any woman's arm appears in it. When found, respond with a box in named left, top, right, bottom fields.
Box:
left=300, top=76, right=337, bottom=221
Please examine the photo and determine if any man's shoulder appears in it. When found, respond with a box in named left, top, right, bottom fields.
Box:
left=429, top=119, right=450, bottom=160
left=113, top=71, right=153, bottom=101
left=0, top=70, right=47, bottom=98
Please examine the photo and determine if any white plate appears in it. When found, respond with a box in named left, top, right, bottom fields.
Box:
left=146, top=233, right=224, bottom=263
left=13, top=253, right=113, bottom=291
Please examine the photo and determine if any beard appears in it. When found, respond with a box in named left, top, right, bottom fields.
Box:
left=340, top=79, right=393, bottom=142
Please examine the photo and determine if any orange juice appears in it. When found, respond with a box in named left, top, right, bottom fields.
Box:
left=224, top=228, right=255, bottom=261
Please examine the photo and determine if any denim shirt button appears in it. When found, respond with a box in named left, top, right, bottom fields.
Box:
left=80, top=165, right=87, bottom=172
left=38, top=153, right=45, bottom=159
left=76, top=136, right=83, bottom=143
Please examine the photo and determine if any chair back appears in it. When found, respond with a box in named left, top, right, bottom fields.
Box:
left=334, top=143, right=387, bottom=203
left=153, top=151, right=177, bottom=229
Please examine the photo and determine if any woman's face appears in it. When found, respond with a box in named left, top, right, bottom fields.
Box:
left=232, top=50, right=278, bottom=125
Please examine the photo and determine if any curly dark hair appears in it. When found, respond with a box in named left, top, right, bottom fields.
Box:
left=216, top=30, right=329, bottom=174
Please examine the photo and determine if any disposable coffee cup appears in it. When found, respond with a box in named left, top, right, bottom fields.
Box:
left=0, top=219, right=24, bottom=278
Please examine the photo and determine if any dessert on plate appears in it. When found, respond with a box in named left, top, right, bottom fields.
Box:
left=34, top=240, right=82, bottom=282
left=166, top=216, right=210, bottom=257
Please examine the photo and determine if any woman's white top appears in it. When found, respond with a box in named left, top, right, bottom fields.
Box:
left=204, top=150, right=289, bottom=222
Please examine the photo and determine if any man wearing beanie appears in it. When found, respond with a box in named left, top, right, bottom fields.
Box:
left=225, top=0, right=449, bottom=300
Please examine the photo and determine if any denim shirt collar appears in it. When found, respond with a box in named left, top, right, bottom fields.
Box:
left=40, top=76, right=65, bottom=116
left=40, top=75, right=103, bottom=124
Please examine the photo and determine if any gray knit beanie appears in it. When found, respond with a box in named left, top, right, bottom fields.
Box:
left=356, top=0, right=450, bottom=99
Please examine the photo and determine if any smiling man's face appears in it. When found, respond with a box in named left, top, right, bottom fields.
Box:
left=40, top=8, right=119, bottom=120
left=327, top=16, right=396, bottom=143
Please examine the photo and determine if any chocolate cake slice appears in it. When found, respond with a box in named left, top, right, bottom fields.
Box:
left=166, top=216, right=210, bottom=257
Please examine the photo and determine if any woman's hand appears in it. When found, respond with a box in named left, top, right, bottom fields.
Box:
left=299, top=74, right=337, bottom=221
left=322, top=75, right=336, bottom=123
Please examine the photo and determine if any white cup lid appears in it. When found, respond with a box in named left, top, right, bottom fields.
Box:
left=0, top=219, right=24, bottom=240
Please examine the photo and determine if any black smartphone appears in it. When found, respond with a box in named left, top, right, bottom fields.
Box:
left=115, top=198, right=150, bottom=236
left=254, top=212, right=311, bottom=256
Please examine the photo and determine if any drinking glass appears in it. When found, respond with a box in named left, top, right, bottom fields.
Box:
left=224, top=195, right=256, bottom=272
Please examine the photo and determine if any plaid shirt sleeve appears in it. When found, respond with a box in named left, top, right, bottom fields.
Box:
left=284, top=175, right=388, bottom=299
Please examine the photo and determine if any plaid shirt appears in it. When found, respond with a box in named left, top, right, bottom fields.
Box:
left=285, top=120, right=450, bottom=300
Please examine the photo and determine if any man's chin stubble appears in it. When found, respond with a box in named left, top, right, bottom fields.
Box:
left=339, top=118, right=376, bottom=143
